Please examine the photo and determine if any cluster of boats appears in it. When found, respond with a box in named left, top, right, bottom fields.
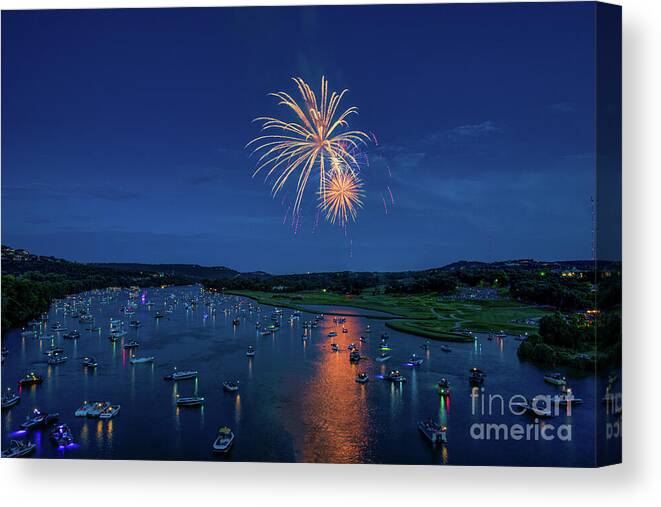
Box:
left=75, top=401, right=120, bottom=419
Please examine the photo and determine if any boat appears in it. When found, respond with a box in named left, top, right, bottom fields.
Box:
left=176, top=395, right=205, bottom=406
left=123, top=340, right=140, bottom=349
left=99, top=404, right=121, bottom=419
left=385, top=370, right=406, bottom=383
left=164, top=369, right=198, bottom=381
left=44, top=346, right=65, bottom=356
left=246, top=346, right=256, bottom=357
left=232, top=318, right=240, bottom=326
left=222, top=380, right=240, bottom=393
left=17, top=372, right=43, bottom=386
left=1, top=389, right=20, bottom=409
left=554, top=388, right=584, bottom=406
left=544, top=372, right=567, bottom=387
left=75, top=401, right=95, bottom=417
left=437, top=378, right=451, bottom=396
left=342, top=328, right=348, bottom=333
left=86, top=402, right=110, bottom=418
left=212, top=426, right=235, bottom=454
left=111, top=330, right=127, bottom=338
left=1, top=440, right=36, bottom=458
left=510, top=399, right=553, bottom=418
left=328, top=332, right=337, bottom=337
left=440, top=345, right=452, bottom=353
left=347, top=343, right=356, bottom=351
left=129, top=320, right=141, bottom=328
left=63, top=330, right=80, bottom=340
left=48, top=353, right=68, bottom=365
left=359, top=336, right=367, bottom=343
left=129, top=356, right=154, bottom=364
left=469, top=367, right=486, bottom=385
left=418, top=420, right=447, bottom=446
left=408, top=354, right=424, bottom=366
left=355, top=373, right=369, bottom=384
left=82, top=356, right=98, bottom=368
left=51, top=322, right=66, bottom=332
left=375, top=352, right=391, bottom=362
left=330, top=343, right=339, bottom=352
left=420, top=343, right=430, bottom=351
left=349, top=350, right=361, bottom=362
left=20, top=409, right=59, bottom=429
left=301, top=335, right=309, bottom=341
left=50, top=424, right=75, bottom=446
left=107, top=335, right=121, bottom=343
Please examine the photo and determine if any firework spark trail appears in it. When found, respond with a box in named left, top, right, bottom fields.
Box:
left=248, top=77, right=370, bottom=218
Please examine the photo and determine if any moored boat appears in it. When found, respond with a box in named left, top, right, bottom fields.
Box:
left=99, top=404, right=121, bottom=419
left=544, top=372, right=567, bottom=387
left=17, top=372, right=43, bottom=386
left=1, top=439, right=36, bottom=458
left=375, top=352, right=391, bottom=362
left=1, top=388, right=20, bottom=409
left=129, top=356, right=154, bottom=364
left=355, top=372, right=369, bottom=384
left=385, top=370, right=406, bottom=383
left=20, top=409, right=59, bottom=429
left=222, top=380, right=240, bottom=393
left=246, top=346, right=256, bottom=357
left=75, top=401, right=95, bottom=417
left=469, top=367, right=486, bottom=385
left=437, top=378, right=451, bottom=396
left=164, top=369, right=198, bottom=381
left=50, top=424, right=75, bottom=446
left=418, top=419, right=447, bottom=446
left=212, top=426, right=235, bottom=454
left=176, top=395, right=204, bottom=406
left=82, top=356, right=98, bottom=368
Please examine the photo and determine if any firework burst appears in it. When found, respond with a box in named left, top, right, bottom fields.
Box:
left=320, top=167, right=364, bottom=226
left=248, top=77, right=370, bottom=217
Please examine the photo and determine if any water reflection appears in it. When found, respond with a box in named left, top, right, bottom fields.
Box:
left=298, top=315, right=369, bottom=463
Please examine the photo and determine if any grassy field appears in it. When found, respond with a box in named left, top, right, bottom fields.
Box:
left=225, top=289, right=553, bottom=342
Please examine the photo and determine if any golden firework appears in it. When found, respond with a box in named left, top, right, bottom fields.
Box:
left=320, top=167, right=364, bottom=226
left=248, top=77, right=370, bottom=216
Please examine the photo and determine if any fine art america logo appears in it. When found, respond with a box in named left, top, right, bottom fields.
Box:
left=469, top=390, right=574, bottom=442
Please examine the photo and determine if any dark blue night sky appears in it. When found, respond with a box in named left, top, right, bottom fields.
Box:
left=2, top=3, right=597, bottom=273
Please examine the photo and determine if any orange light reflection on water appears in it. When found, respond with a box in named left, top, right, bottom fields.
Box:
left=297, top=315, right=370, bottom=463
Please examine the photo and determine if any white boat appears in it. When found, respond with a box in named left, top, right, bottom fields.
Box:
left=212, top=426, right=235, bottom=454
left=441, top=345, right=452, bottom=352
left=355, top=373, right=369, bottom=384
left=510, top=399, right=553, bottom=418
left=222, top=380, right=239, bottom=392
left=82, top=356, right=98, bottom=368
left=544, top=373, right=567, bottom=386
left=1, top=440, right=36, bottom=458
left=164, top=369, right=198, bottom=381
left=246, top=346, right=256, bottom=357
left=86, top=402, right=110, bottom=418
left=375, top=353, right=391, bottom=362
left=1, top=389, right=20, bottom=409
left=130, top=356, right=154, bottom=364
left=176, top=396, right=204, bottom=406
left=48, top=354, right=68, bottom=365
left=99, top=404, right=121, bottom=419
left=75, top=401, right=95, bottom=417
left=408, top=354, right=424, bottom=366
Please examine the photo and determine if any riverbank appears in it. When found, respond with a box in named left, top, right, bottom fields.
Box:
left=222, top=289, right=551, bottom=342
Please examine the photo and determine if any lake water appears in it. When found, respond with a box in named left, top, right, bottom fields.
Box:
left=1, top=285, right=617, bottom=465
